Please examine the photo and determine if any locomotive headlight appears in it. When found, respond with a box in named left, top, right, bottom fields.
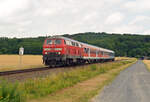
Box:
left=45, top=52, right=48, bottom=54
left=54, top=48, right=62, bottom=51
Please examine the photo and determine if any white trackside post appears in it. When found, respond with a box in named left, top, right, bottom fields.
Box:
left=19, top=47, right=24, bottom=68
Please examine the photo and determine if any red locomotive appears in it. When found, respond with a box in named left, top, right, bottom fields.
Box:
left=42, top=36, right=115, bottom=67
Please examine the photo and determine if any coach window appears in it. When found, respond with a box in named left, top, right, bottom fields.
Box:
left=84, top=48, right=87, bottom=53
left=71, top=42, right=73, bottom=46
left=84, top=48, right=89, bottom=53
left=66, top=40, right=70, bottom=45
left=69, top=41, right=72, bottom=45
left=109, top=53, right=112, bottom=56
left=76, top=43, right=79, bottom=47
left=79, top=44, right=81, bottom=47
left=102, top=52, right=104, bottom=55
left=84, top=48, right=86, bottom=53
left=71, top=42, right=75, bottom=46
left=47, top=39, right=52, bottom=44
left=98, top=51, right=100, bottom=55
left=54, top=39, right=61, bottom=45
left=73, top=42, right=75, bottom=46
left=110, top=53, right=114, bottom=56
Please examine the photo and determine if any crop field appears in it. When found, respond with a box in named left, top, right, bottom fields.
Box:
left=0, top=55, right=126, bottom=72
left=115, top=57, right=130, bottom=61
left=143, top=60, right=150, bottom=71
left=0, top=55, right=45, bottom=71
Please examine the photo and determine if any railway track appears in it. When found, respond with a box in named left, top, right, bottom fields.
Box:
left=0, top=67, right=49, bottom=76
left=0, top=60, right=124, bottom=77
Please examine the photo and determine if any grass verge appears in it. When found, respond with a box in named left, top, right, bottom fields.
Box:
left=29, top=58, right=137, bottom=102
left=0, top=81, right=25, bottom=102
left=0, top=58, right=137, bottom=102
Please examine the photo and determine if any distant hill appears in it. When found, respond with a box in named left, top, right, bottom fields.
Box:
left=1, top=32, right=150, bottom=57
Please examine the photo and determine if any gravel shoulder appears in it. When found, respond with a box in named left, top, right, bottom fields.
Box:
left=93, top=60, right=150, bottom=102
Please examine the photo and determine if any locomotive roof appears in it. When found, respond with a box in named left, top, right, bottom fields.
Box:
left=48, top=36, right=115, bottom=53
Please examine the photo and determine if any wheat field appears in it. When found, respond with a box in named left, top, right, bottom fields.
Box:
left=115, top=57, right=130, bottom=61
left=0, top=55, right=128, bottom=72
left=0, top=55, right=45, bottom=71
left=143, top=60, right=150, bottom=70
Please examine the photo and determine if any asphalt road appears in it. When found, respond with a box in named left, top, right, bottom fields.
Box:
left=93, top=60, right=150, bottom=102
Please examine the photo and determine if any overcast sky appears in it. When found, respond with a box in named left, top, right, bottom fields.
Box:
left=0, top=0, right=150, bottom=37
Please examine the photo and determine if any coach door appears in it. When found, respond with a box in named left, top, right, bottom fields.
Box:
left=88, top=48, right=90, bottom=58
left=96, top=51, right=98, bottom=58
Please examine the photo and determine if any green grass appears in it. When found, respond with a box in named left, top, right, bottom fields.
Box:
left=23, top=60, right=135, bottom=99
left=0, top=59, right=136, bottom=102
left=0, top=81, right=25, bottom=102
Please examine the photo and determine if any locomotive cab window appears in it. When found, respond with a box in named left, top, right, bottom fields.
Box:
left=54, top=39, right=62, bottom=45
left=47, top=39, right=52, bottom=44
left=64, top=40, right=66, bottom=44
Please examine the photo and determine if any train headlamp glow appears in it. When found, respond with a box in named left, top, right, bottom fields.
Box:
left=45, top=52, right=48, bottom=54
left=54, top=48, right=62, bottom=50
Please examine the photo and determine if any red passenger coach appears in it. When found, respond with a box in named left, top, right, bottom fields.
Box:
left=43, top=36, right=115, bottom=67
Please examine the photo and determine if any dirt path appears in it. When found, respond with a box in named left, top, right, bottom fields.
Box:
left=93, top=60, right=150, bottom=102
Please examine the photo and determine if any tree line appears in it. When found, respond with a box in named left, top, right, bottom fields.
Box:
left=0, top=32, right=150, bottom=57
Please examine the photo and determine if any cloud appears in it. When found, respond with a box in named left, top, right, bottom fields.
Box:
left=105, top=12, right=124, bottom=25
left=111, top=15, right=150, bottom=34
left=144, top=29, right=150, bottom=34
left=129, top=16, right=150, bottom=25
left=0, top=0, right=149, bottom=37
left=0, top=0, right=30, bottom=18
left=112, top=25, right=144, bottom=34
left=124, top=0, right=150, bottom=12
